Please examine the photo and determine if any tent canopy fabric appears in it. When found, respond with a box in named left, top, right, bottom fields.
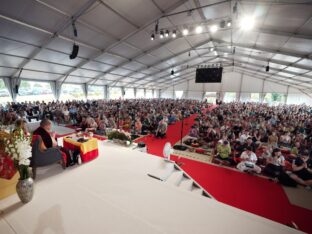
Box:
left=0, top=0, right=311, bottom=94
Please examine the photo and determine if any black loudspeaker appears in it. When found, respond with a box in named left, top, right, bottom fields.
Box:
left=266, top=65, right=270, bottom=72
left=69, top=44, right=79, bottom=59
left=15, top=85, right=19, bottom=94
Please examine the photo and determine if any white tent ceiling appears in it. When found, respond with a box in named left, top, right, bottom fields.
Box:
left=0, top=0, right=312, bottom=92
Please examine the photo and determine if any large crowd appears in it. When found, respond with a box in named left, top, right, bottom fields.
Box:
left=1, top=99, right=312, bottom=188
left=187, top=102, right=312, bottom=188
left=0, top=99, right=205, bottom=137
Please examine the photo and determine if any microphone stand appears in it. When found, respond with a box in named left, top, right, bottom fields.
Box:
left=173, top=110, right=187, bottom=151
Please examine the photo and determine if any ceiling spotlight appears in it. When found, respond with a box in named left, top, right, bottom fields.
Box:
left=240, top=16, right=255, bottom=30
left=210, top=25, right=218, bottom=33
left=182, top=28, right=189, bottom=36
left=210, top=47, right=214, bottom=52
left=227, top=21, right=232, bottom=27
left=220, top=20, right=225, bottom=28
left=233, top=2, right=238, bottom=14
left=160, top=31, right=164, bottom=39
left=214, top=51, right=218, bottom=56
left=155, top=20, right=159, bottom=33
left=172, top=30, right=177, bottom=38
left=195, top=25, right=203, bottom=34
left=165, top=30, right=169, bottom=37
left=151, top=34, right=155, bottom=40
left=227, top=45, right=231, bottom=49
left=171, top=69, right=174, bottom=76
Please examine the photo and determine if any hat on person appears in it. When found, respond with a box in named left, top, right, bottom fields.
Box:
left=223, top=140, right=229, bottom=145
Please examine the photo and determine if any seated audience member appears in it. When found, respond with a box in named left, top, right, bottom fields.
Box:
left=268, top=131, right=279, bottom=148
left=155, top=118, right=167, bottom=138
left=13, top=119, right=29, bottom=136
left=189, top=125, right=199, bottom=138
left=33, top=119, right=73, bottom=167
left=215, top=140, right=234, bottom=165
left=292, top=152, right=312, bottom=181
left=135, top=117, right=142, bottom=134
left=237, top=146, right=261, bottom=174
left=263, top=148, right=285, bottom=178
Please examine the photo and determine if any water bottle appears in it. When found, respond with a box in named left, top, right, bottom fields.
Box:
left=77, top=154, right=82, bottom=165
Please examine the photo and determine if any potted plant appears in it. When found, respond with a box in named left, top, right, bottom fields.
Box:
left=4, top=129, right=33, bottom=203
left=107, top=129, right=132, bottom=146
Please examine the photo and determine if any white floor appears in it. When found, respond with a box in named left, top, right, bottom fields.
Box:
left=0, top=140, right=303, bottom=234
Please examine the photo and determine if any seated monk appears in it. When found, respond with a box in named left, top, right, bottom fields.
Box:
left=33, top=118, right=73, bottom=167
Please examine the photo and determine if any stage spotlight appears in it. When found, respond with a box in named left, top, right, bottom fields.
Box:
left=165, top=30, right=169, bottom=37
left=240, top=16, right=255, bottom=30
left=220, top=20, right=225, bottom=28
left=151, top=34, right=155, bottom=40
left=182, top=28, right=189, bottom=36
left=210, top=25, right=218, bottom=33
left=195, top=25, right=203, bottom=34
left=160, top=31, right=164, bottom=39
left=172, top=30, right=177, bottom=38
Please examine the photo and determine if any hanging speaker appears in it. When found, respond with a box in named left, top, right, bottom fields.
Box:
left=69, top=44, right=79, bottom=59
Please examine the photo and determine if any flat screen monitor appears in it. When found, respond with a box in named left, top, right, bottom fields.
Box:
left=195, top=67, right=223, bottom=83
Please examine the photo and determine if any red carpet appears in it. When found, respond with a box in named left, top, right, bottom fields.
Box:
left=136, top=106, right=312, bottom=234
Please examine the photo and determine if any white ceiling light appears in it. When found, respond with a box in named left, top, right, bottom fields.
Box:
left=182, top=28, right=189, bottom=36
left=195, top=25, right=203, bottom=34
left=172, top=30, right=176, bottom=38
left=240, top=16, right=255, bottom=30
left=210, top=25, right=218, bottom=33
left=227, top=21, right=232, bottom=27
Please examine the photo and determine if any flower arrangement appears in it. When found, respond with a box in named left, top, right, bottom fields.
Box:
left=107, top=129, right=132, bottom=145
left=4, top=129, right=32, bottom=180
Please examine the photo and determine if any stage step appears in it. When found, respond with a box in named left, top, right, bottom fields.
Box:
left=166, top=170, right=184, bottom=186
left=179, top=177, right=193, bottom=191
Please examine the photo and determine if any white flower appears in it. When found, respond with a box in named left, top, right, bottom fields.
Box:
left=19, top=159, right=30, bottom=166
left=12, top=153, right=18, bottom=159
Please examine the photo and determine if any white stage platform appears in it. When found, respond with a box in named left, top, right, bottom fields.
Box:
left=0, top=140, right=303, bottom=234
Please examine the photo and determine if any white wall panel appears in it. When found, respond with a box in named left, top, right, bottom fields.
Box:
left=264, top=81, right=288, bottom=93
left=188, top=91, right=203, bottom=100
left=221, top=72, right=242, bottom=92
left=241, top=75, right=264, bottom=92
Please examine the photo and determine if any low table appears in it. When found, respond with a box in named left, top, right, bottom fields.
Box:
left=63, top=136, right=99, bottom=163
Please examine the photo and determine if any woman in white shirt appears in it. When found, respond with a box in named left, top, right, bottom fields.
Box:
left=237, top=146, right=261, bottom=174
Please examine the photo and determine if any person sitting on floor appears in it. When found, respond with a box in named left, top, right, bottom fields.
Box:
left=155, top=118, right=168, bottom=138
left=263, top=148, right=285, bottom=178
left=215, top=140, right=234, bottom=165
left=292, top=152, right=312, bottom=182
left=237, top=146, right=261, bottom=174
left=189, top=125, right=199, bottom=138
